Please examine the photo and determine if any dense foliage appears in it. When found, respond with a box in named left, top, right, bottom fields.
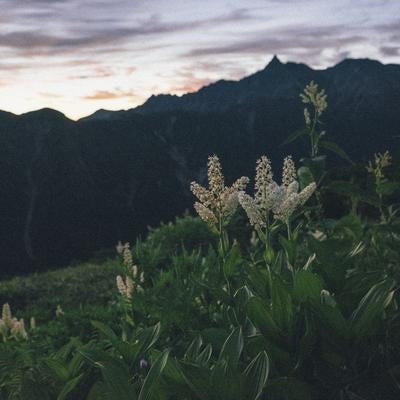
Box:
left=1, top=82, right=400, bottom=399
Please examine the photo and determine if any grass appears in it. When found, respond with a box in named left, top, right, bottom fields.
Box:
left=0, top=260, right=119, bottom=320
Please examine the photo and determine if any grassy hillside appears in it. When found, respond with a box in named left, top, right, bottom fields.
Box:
left=0, top=261, right=119, bottom=314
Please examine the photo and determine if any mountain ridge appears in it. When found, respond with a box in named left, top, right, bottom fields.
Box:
left=1, top=56, right=397, bottom=122
left=77, top=55, right=399, bottom=120
left=0, top=55, right=399, bottom=277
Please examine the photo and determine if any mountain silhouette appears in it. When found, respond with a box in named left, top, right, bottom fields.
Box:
left=0, top=56, right=399, bottom=277
left=83, top=55, right=400, bottom=118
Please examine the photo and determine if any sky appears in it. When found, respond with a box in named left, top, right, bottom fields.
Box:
left=0, top=0, right=399, bottom=120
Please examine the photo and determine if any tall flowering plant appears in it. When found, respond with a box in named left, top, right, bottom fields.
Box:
left=238, top=156, right=316, bottom=237
left=191, top=155, right=249, bottom=256
left=238, top=155, right=316, bottom=274
left=190, top=155, right=249, bottom=296
left=115, top=241, right=144, bottom=332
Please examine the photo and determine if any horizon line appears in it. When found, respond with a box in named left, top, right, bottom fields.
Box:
left=0, top=55, right=393, bottom=121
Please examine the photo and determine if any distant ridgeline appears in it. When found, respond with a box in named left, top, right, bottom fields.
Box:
left=1, top=56, right=399, bottom=277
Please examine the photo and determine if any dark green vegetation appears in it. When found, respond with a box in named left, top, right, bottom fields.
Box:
left=1, top=57, right=400, bottom=276
left=1, top=81, right=400, bottom=399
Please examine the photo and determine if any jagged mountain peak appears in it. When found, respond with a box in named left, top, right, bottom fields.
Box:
left=265, top=54, right=284, bottom=68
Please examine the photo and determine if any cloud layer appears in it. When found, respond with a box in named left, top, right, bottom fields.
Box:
left=0, top=0, right=399, bottom=119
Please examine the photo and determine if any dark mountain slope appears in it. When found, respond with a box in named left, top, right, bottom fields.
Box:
left=1, top=56, right=399, bottom=276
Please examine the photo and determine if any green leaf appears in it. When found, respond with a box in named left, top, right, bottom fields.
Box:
left=303, top=253, right=316, bottom=270
left=100, top=358, right=135, bottom=400
left=199, top=328, right=229, bottom=353
left=316, top=304, right=349, bottom=339
left=320, top=140, right=353, bottom=164
left=301, top=156, right=326, bottom=183
left=57, top=374, right=84, bottom=400
left=234, top=286, right=255, bottom=325
left=282, top=129, right=307, bottom=146
left=234, top=286, right=254, bottom=307
left=278, top=235, right=297, bottom=267
left=295, top=331, right=315, bottom=371
left=87, top=382, right=111, bottom=400
left=180, top=362, right=211, bottom=400
left=185, top=336, right=203, bottom=361
left=138, top=349, right=169, bottom=400
left=351, top=279, right=395, bottom=336
left=162, top=356, right=186, bottom=384
left=223, top=242, right=243, bottom=278
left=129, top=323, right=162, bottom=366
left=197, top=344, right=212, bottom=365
left=137, top=323, right=161, bottom=354
left=335, top=214, right=363, bottom=239
left=293, top=270, right=323, bottom=303
left=211, top=360, right=241, bottom=400
left=91, top=321, right=122, bottom=353
left=44, top=359, right=70, bottom=382
left=297, top=166, right=315, bottom=188
left=67, top=351, right=86, bottom=378
left=271, top=278, right=293, bottom=333
left=243, top=352, right=270, bottom=400
left=218, top=327, right=243, bottom=368
left=377, top=180, right=400, bottom=196
left=248, top=267, right=271, bottom=299
left=247, top=297, right=281, bottom=341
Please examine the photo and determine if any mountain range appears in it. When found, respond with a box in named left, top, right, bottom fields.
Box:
left=0, top=56, right=399, bottom=277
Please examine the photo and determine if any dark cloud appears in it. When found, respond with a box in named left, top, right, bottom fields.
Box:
left=373, top=18, right=400, bottom=33
left=185, top=27, right=366, bottom=58
left=0, top=8, right=254, bottom=55
left=380, top=46, right=399, bottom=56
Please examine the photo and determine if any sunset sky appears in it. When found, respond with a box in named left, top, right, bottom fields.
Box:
left=0, top=0, right=399, bottom=120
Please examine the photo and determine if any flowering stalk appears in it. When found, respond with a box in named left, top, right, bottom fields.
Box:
left=239, top=156, right=316, bottom=237
left=116, top=242, right=145, bottom=327
left=0, top=303, right=28, bottom=342
left=238, top=155, right=316, bottom=273
left=191, top=155, right=249, bottom=243
left=366, top=150, right=392, bottom=221
left=300, top=81, right=327, bottom=158
left=191, top=155, right=249, bottom=294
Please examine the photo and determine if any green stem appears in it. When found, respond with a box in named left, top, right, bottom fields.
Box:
left=218, top=214, right=231, bottom=297
left=310, top=107, right=318, bottom=158
left=266, top=213, right=271, bottom=250
left=286, top=220, right=292, bottom=241
left=286, top=219, right=296, bottom=281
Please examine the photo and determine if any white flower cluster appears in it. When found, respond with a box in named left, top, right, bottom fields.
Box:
left=238, top=155, right=316, bottom=227
left=116, top=275, right=135, bottom=299
left=191, top=155, right=249, bottom=225
left=300, top=80, right=327, bottom=118
left=116, top=242, right=144, bottom=299
left=0, top=303, right=28, bottom=341
left=366, top=150, right=391, bottom=179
